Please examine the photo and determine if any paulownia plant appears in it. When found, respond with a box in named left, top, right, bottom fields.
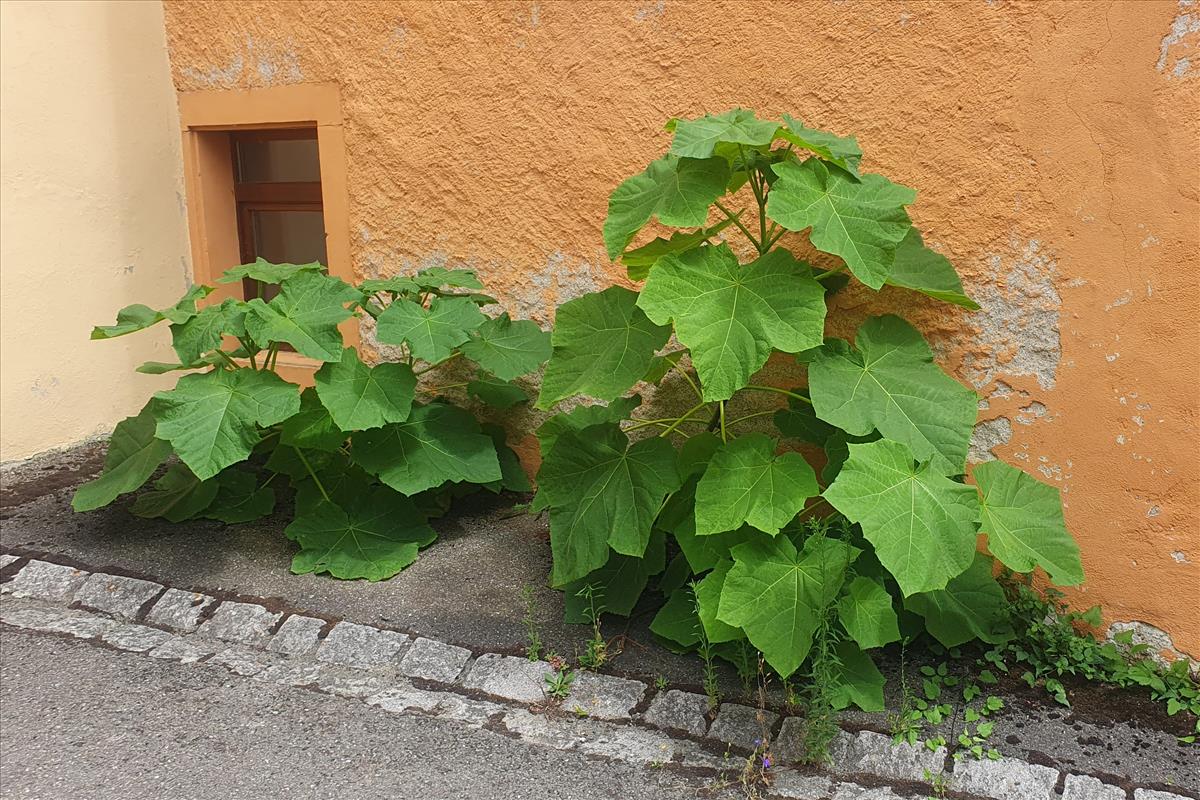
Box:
left=533, top=109, right=1084, bottom=711
left=74, top=260, right=549, bottom=581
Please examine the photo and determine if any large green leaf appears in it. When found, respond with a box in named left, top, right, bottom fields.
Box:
left=279, top=387, right=346, bottom=452
left=480, top=423, right=532, bottom=493
left=808, top=315, right=976, bottom=475
left=562, top=532, right=665, bottom=623
left=459, top=313, right=550, bottom=381
left=620, top=218, right=735, bottom=282
left=537, top=423, right=679, bottom=586
left=467, top=376, right=529, bottom=409
left=411, top=266, right=484, bottom=290
left=906, top=553, right=1013, bottom=647
left=837, top=577, right=901, bottom=649
left=650, top=585, right=701, bottom=649
left=774, top=390, right=837, bottom=446
left=767, top=158, right=915, bottom=289
left=777, top=115, right=863, bottom=177
left=602, top=155, right=730, bottom=259
left=130, top=463, right=218, bottom=522
left=694, top=433, right=819, bottom=535
left=376, top=296, right=485, bottom=363
left=884, top=229, right=978, bottom=309
left=823, top=440, right=979, bottom=597
left=352, top=403, right=502, bottom=495
left=202, top=469, right=275, bottom=524
left=717, top=534, right=857, bottom=677
left=668, top=108, right=780, bottom=159
left=287, top=485, right=436, bottom=581
left=974, top=460, right=1083, bottom=586
left=169, top=299, right=246, bottom=363
left=151, top=368, right=300, bottom=480
left=538, top=287, right=669, bottom=409
left=244, top=271, right=360, bottom=361
left=91, top=285, right=212, bottom=339
left=829, top=641, right=885, bottom=711
left=695, top=559, right=744, bottom=643
left=72, top=404, right=173, bottom=512
left=314, top=347, right=416, bottom=431
left=535, top=396, right=642, bottom=457
left=218, top=258, right=323, bottom=285
left=637, top=244, right=826, bottom=400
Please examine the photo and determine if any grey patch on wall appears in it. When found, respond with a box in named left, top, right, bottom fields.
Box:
left=180, top=54, right=245, bottom=89
left=1107, top=620, right=1199, bottom=675
left=511, top=250, right=603, bottom=323
left=634, top=0, right=666, bottom=21
left=1015, top=401, right=1049, bottom=425
left=179, top=37, right=303, bottom=89
left=1157, top=1, right=1199, bottom=78
left=962, top=237, right=1062, bottom=391
left=968, top=416, right=1012, bottom=464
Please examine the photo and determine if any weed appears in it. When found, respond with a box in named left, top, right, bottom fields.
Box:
left=544, top=663, right=576, bottom=700
left=520, top=584, right=542, bottom=662
left=575, top=583, right=609, bottom=670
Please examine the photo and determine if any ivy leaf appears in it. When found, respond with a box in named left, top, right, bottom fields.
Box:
left=202, top=469, right=275, bottom=524
left=376, top=296, right=485, bottom=363
left=91, top=285, right=213, bottom=339
left=352, top=403, right=502, bottom=495
left=906, top=553, right=1014, bottom=647
left=774, top=391, right=837, bottom=445
left=777, top=115, right=863, bottom=177
left=130, top=463, right=219, bottom=522
left=72, top=403, right=172, bottom=512
left=287, top=485, right=437, bottom=581
left=650, top=585, right=701, bottom=649
left=823, top=440, right=979, bottom=597
left=468, top=376, right=529, bottom=409
left=245, top=271, right=360, bottom=361
left=535, top=395, right=642, bottom=458
left=279, top=388, right=346, bottom=452
left=621, top=218, right=735, bottom=282
left=717, top=534, right=858, bottom=677
left=537, top=423, right=680, bottom=586
left=808, top=315, right=977, bottom=475
left=169, top=299, right=244, bottom=363
left=603, top=155, right=730, bottom=259
left=694, top=433, right=819, bottom=535
left=668, top=108, right=781, bottom=158
left=767, top=158, right=915, bottom=289
left=563, top=532, right=665, bottom=623
left=837, top=576, right=901, bottom=649
left=884, top=229, right=979, bottom=309
left=695, top=559, right=744, bottom=643
left=637, top=244, right=826, bottom=401
left=218, top=257, right=323, bottom=285
left=151, top=368, right=300, bottom=480
left=538, top=287, right=669, bottom=409
left=974, top=460, right=1084, bottom=586
left=459, top=313, right=551, bottom=381
left=829, top=642, right=886, bottom=711
left=313, top=347, right=416, bottom=431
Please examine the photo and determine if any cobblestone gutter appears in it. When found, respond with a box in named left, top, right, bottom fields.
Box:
left=0, top=553, right=1193, bottom=800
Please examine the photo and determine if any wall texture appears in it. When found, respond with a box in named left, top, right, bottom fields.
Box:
left=159, top=0, right=1198, bottom=656
left=0, top=1, right=192, bottom=461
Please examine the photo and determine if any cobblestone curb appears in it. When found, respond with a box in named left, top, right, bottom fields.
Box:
left=1, top=556, right=1193, bottom=800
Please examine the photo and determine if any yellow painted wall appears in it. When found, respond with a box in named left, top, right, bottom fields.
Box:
left=0, top=0, right=191, bottom=462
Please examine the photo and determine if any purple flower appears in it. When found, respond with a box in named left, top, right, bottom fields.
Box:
left=761, top=756, right=771, bottom=769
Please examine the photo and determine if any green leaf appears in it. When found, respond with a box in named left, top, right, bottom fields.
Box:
left=359, top=276, right=422, bottom=295
left=637, top=244, right=827, bottom=401
left=352, top=403, right=502, bottom=495
left=287, top=485, right=437, bottom=581
left=71, top=403, right=173, bottom=512
left=467, top=376, right=530, bottom=409
left=151, top=368, right=301, bottom=480
left=537, top=423, right=680, bottom=586
left=829, top=641, right=886, bottom=711
left=884, top=229, right=978, bottom=309
left=459, top=313, right=551, bottom=380
left=412, top=266, right=484, bottom=291
left=538, top=287, right=669, bottom=409
left=823, top=439, right=979, bottom=597
left=621, top=218, right=735, bottom=282
left=91, top=285, right=212, bottom=339
left=603, top=155, right=730, bottom=259
left=314, top=347, right=416, bottom=431
left=135, top=359, right=211, bottom=374
left=650, top=585, right=701, bottom=649
left=837, top=576, right=901, bottom=649
left=974, top=460, right=1083, bottom=586
left=906, top=553, right=1014, bottom=647
left=202, top=469, right=275, bottom=523
left=169, top=299, right=245, bottom=363
left=767, top=158, right=915, bottom=289
left=717, top=534, right=857, bottom=677
left=130, top=463, right=219, bottom=522
left=695, top=559, right=744, bottom=643
left=480, top=422, right=532, bottom=493
left=279, top=388, right=346, bottom=452
left=563, top=532, right=665, bottom=623
left=641, top=351, right=684, bottom=385
left=694, top=433, right=819, bottom=535
left=535, top=396, right=642, bottom=457
left=218, top=257, right=323, bottom=285
left=808, top=315, right=977, bottom=475
left=774, top=391, right=837, bottom=445
left=777, top=115, right=863, bottom=177
left=668, top=108, right=781, bottom=159
left=245, top=271, right=360, bottom=361
left=376, top=296, right=485, bottom=363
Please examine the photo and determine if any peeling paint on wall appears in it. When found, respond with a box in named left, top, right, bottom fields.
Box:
left=968, top=416, right=1012, bottom=464
left=1157, top=0, right=1200, bottom=77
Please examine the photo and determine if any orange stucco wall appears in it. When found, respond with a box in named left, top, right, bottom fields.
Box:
left=161, top=0, right=1200, bottom=657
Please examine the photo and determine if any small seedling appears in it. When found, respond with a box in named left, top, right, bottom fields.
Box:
left=544, top=665, right=576, bottom=700
left=520, top=584, right=542, bottom=662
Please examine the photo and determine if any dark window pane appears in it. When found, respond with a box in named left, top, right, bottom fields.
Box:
left=235, top=137, right=321, bottom=183
left=251, top=210, right=327, bottom=266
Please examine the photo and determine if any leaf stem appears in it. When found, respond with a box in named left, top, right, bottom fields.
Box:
left=724, top=409, right=778, bottom=428
left=655, top=401, right=709, bottom=439
left=214, top=350, right=240, bottom=370
left=743, top=384, right=813, bottom=405
left=293, top=446, right=330, bottom=503
left=719, top=401, right=727, bottom=443
left=714, top=201, right=760, bottom=251
left=813, top=266, right=845, bottom=281
left=424, top=382, right=469, bottom=393
left=414, top=351, right=461, bottom=376
left=667, top=357, right=704, bottom=401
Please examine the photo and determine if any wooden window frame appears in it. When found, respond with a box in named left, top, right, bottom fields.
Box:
left=177, top=84, right=354, bottom=384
